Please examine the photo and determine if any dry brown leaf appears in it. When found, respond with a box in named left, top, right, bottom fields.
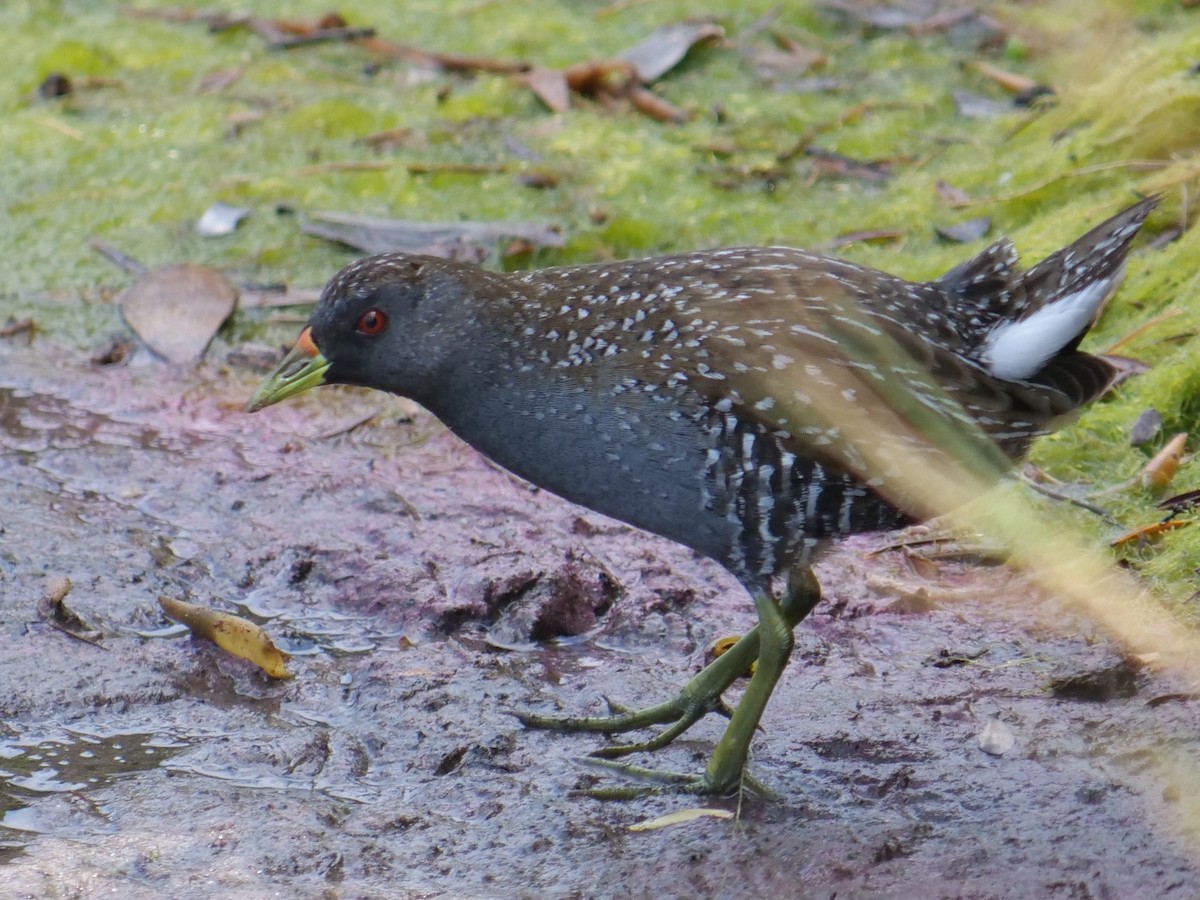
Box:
left=1142, top=433, right=1188, bottom=491
left=36, top=577, right=84, bottom=627
left=119, top=264, right=237, bottom=366
left=1110, top=519, right=1189, bottom=548
left=524, top=67, right=571, bottom=113
left=0, top=318, right=34, bottom=338
left=903, top=549, right=941, bottom=580
left=197, top=66, right=243, bottom=94
left=973, top=61, right=1042, bottom=94
left=804, top=147, right=891, bottom=183
left=627, top=86, right=689, bottom=124
left=935, top=180, right=972, bottom=205
left=355, top=36, right=529, bottom=74
left=159, top=596, right=291, bottom=678
left=563, top=59, right=635, bottom=95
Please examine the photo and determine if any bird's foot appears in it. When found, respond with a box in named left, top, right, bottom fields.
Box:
left=517, top=567, right=822, bottom=798
left=515, top=629, right=756, bottom=757
left=574, top=757, right=776, bottom=800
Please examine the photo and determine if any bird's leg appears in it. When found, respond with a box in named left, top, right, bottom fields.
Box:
left=517, top=566, right=821, bottom=796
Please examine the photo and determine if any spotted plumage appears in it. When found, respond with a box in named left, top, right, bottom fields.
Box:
left=295, top=197, right=1154, bottom=587
left=249, top=196, right=1157, bottom=795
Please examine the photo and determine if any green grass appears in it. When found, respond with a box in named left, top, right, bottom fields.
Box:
left=2, top=0, right=1198, bottom=593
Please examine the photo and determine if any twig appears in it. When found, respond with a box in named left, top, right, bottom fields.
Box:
left=406, top=162, right=510, bottom=175
left=1020, top=474, right=1124, bottom=527
left=269, top=26, right=376, bottom=49
left=947, top=160, right=1170, bottom=208
left=0, top=318, right=34, bottom=338
left=1102, top=308, right=1182, bottom=354
left=47, top=621, right=109, bottom=649
left=316, top=408, right=384, bottom=440
left=87, top=236, right=146, bottom=276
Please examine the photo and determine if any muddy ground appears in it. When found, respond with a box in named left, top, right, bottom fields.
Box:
left=2, top=338, right=1199, bottom=899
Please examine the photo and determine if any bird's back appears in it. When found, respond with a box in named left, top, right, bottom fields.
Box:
left=457, top=200, right=1158, bottom=583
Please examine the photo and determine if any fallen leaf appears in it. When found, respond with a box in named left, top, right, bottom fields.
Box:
left=819, top=0, right=918, bottom=31
left=935, top=180, right=971, bottom=205
left=951, top=89, right=1011, bottom=119
left=910, top=9, right=1005, bottom=43
left=196, top=201, right=251, bottom=237
left=748, top=40, right=827, bottom=82
left=1110, top=519, right=1189, bottom=548
left=977, top=719, right=1014, bottom=756
left=355, top=36, right=529, bottom=74
left=936, top=217, right=991, bottom=243
left=822, top=228, right=905, bottom=249
left=216, top=12, right=375, bottom=49
left=628, top=85, right=689, bottom=124
left=804, top=147, right=890, bottom=183
left=618, top=20, right=724, bottom=83
left=0, top=318, right=34, bottom=338
left=302, top=212, right=563, bottom=259
left=563, top=59, right=636, bottom=96
left=1142, top=432, right=1187, bottom=491
left=1099, top=354, right=1151, bottom=391
left=1147, top=692, right=1200, bottom=707
left=903, top=549, right=941, bottom=579
left=237, top=287, right=322, bottom=309
left=197, top=66, right=243, bottom=94
left=524, top=67, right=571, bottom=113
left=119, top=264, right=238, bottom=366
left=1158, top=488, right=1200, bottom=514
left=159, top=596, right=291, bottom=678
left=36, top=577, right=90, bottom=631
left=628, top=807, right=733, bottom=832
left=973, top=60, right=1049, bottom=96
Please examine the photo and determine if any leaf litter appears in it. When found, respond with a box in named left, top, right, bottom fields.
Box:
left=118, top=264, right=238, bottom=366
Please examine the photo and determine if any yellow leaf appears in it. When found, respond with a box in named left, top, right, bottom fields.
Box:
left=628, top=807, right=733, bottom=832
left=1141, top=432, right=1187, bottom=491
left=158, top=596, right=291, bottom=678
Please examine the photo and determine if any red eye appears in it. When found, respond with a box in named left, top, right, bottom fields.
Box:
left=356, top=308, right=387, bottom=336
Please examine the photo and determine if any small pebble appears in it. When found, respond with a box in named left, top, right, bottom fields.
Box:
left=977, top=719, right=1015, bottom=756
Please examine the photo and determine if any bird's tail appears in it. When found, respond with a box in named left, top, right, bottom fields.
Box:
left=936, top=196, right=1158, bottom=386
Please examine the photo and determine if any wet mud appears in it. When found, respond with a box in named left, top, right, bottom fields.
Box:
left=2, top=341, right=1199, bottom=898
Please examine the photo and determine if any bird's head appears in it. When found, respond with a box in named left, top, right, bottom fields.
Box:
left=247, top=254, right=486, bottom=412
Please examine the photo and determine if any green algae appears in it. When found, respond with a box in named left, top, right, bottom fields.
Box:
left=1, top=0, right=1199, bottom=596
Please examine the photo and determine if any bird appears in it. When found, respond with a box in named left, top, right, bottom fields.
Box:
left=248, top=196, right=1157, bottom=797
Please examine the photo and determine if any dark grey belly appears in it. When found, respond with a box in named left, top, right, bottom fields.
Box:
left=431, top=371, right=908, bottom=586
